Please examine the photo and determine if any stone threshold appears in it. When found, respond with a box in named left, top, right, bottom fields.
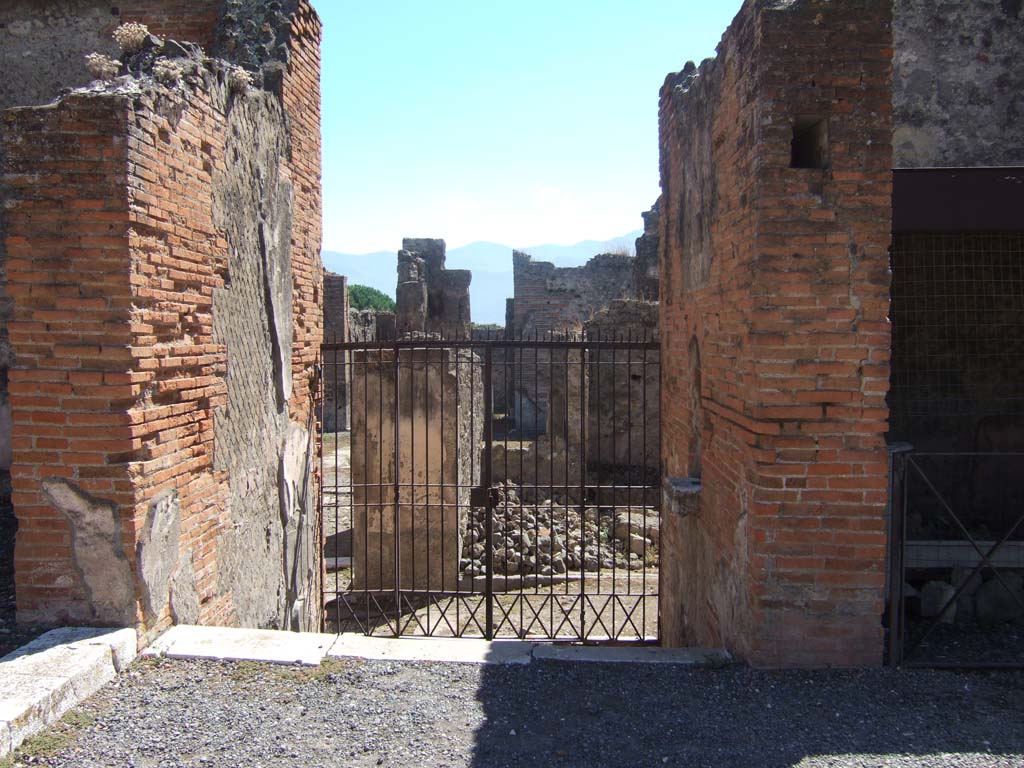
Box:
left=145, top=624, right=728, bottom=667
left=0, top=627, right=137, bottom=758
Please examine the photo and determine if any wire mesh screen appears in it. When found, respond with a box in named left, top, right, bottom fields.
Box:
left=888, top=231, right=1024, bottom=667
left=889, top=232, right=1024, bottom=449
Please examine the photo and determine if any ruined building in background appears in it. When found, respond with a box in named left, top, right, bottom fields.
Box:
left=396, top=239, right=472, bottom=338
left=657, top=0, right=1023, bottom=667
left=504, top=210, right=661, bottom=437
left=633, top=202, right=660, bottom=302
left=322, top=271, right=349, bottom=432
left=0, top=1, right=323, bottom=639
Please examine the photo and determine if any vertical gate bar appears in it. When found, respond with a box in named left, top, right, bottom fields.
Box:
left=407, top=346, right=415, bottom=610
left=626, top=334, right=634, bottom=612
left=377, top=346, right=384, bottom=628
left=656, top=333, right=663, bottom=642
left=886, top=445, right=907, bottom=665
left=483, top=342, right=495, bottom=640
left=393, top=341, right=401, bottom=636
left=641, top=332, right=649, bottom=639
left=892, top=448, right=909, bottom=663
left=579, top=333, right=588, bottom=640
left=610, top=334, right=617, bottom=638
left=316, top=347, right=324, bottom=632
left=426, top=347, right=432, bottom=634
left=564, top=339, right=570, bottom=602
left=548, top=331, right=555, bottom=635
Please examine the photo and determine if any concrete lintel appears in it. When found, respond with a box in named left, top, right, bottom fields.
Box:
left=327, top=634, right=535, bottom=665
left=144, top=625, right=334, bottom=666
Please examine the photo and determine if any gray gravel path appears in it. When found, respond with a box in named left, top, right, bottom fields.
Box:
left=12, top=656, right=1024, bottom=768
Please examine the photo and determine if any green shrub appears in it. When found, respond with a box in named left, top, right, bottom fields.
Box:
left=348, top=284, right=395, bottom=312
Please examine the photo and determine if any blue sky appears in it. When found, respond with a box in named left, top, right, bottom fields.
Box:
left=312, top=1, right=743, bottom=255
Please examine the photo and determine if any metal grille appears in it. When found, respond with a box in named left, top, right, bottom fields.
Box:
left=318, top=331, right=661, bottom=642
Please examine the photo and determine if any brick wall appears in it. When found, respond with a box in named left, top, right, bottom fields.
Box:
left=4, top=95, right=137, bottom=622
left=3, top=1, right=323, bottom=638
left=659, top=0, right=893, bottom=667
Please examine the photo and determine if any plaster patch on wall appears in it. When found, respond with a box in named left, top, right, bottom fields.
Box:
left=41, top=479, right=134, bottom=625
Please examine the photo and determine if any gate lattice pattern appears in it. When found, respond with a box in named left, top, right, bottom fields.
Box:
left=319, top=332, right=660, bottom=642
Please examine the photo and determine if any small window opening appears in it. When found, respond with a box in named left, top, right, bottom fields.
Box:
left=790, top=117, right=829, bottom=169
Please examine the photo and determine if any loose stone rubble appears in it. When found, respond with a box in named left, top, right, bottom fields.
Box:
left=460, top=483, right=659, bottom=577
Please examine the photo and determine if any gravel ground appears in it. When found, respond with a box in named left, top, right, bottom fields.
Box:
left=10, top=656, right=1024, bottom=768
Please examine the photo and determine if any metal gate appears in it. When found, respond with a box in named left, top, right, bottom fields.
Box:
left=319, top=331, right=660, bottom=642
left=887, top=447, right=1024, bottom=667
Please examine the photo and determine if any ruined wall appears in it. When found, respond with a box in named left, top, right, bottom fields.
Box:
left=633, top=202, right=661, bottom=302
left=3, top=1, right=322, bottom=638
left=893, top=0, right=1024, bottom=168
left=659, top=0, right=893, bottom=667
left=0, top=1, right=221, bottom=112
left=351, top=348, right=481, bottom=592
left=395, top=239, right=472, bottom=338
left=509, top=251, right=636, bottom=434
left=585, top=301, right=660, bottom=479
left=323, top=272, right=349, bottom=432
left=349, top=309, right=396, bottom=343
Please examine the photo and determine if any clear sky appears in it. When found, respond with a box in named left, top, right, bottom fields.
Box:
left=312, top=0, right=743, bottom=255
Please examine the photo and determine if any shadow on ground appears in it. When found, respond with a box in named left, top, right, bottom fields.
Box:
left=471, top=652, right=1024, bottom=767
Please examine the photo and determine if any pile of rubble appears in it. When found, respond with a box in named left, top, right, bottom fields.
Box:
left=460, top=484, right=659, bottom=576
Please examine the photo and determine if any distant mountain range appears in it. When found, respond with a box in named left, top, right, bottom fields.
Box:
left=322, top=231, right=642, bottom=325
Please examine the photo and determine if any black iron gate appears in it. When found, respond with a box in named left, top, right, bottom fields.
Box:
left=887, top=447, right=1024, bottom=667
left=319, top=331, right=660, bottom=642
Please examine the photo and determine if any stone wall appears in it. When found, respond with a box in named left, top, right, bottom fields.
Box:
left=893, top=0, right=1024, bottom=168
left=584, top=301, right=660, bottom=480
left=509, top=251, right=636, bottom=434
left=633, top=202, right=661, bottom=302
left=395, top=239, right=471, bottom=338
left=2, top=1, right=322, bottom=640
left=350, top=348, right=481, bottom=591
left=348, top=309, right=396, bottom=343
left=323, top=271, right=348, bottom=432
left=658, top=0, right=893, bottom=667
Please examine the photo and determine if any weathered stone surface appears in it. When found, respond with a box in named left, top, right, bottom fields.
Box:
left=0, top=627, right=136, bottom=757
left=584, top=300, right=660, bottom=477
left=633, top=200, right=660, bottom=301
left=211, top=73, right=317, bottom=632
left=351, top=347, right=482, bottom=591
left=136, top=490, right=181, bottom=621
left=322, top=270, right=349, bottom=431
left=508, top=251, right=637, bottom=434
left=40, top=480, right=134, bottom=626
left=395, top=239, right=472, bottom=337
left=893, top=0, right=1024, bottom=167
left=349, top=308, right=396, bottom=342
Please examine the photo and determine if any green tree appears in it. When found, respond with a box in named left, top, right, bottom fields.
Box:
left=348, top=284, right=395, bottom=312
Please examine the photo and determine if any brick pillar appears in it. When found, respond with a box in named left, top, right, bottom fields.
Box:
left=4, top=96, right=138, bottom=625
left=659, top=0, right=893, bottom=667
